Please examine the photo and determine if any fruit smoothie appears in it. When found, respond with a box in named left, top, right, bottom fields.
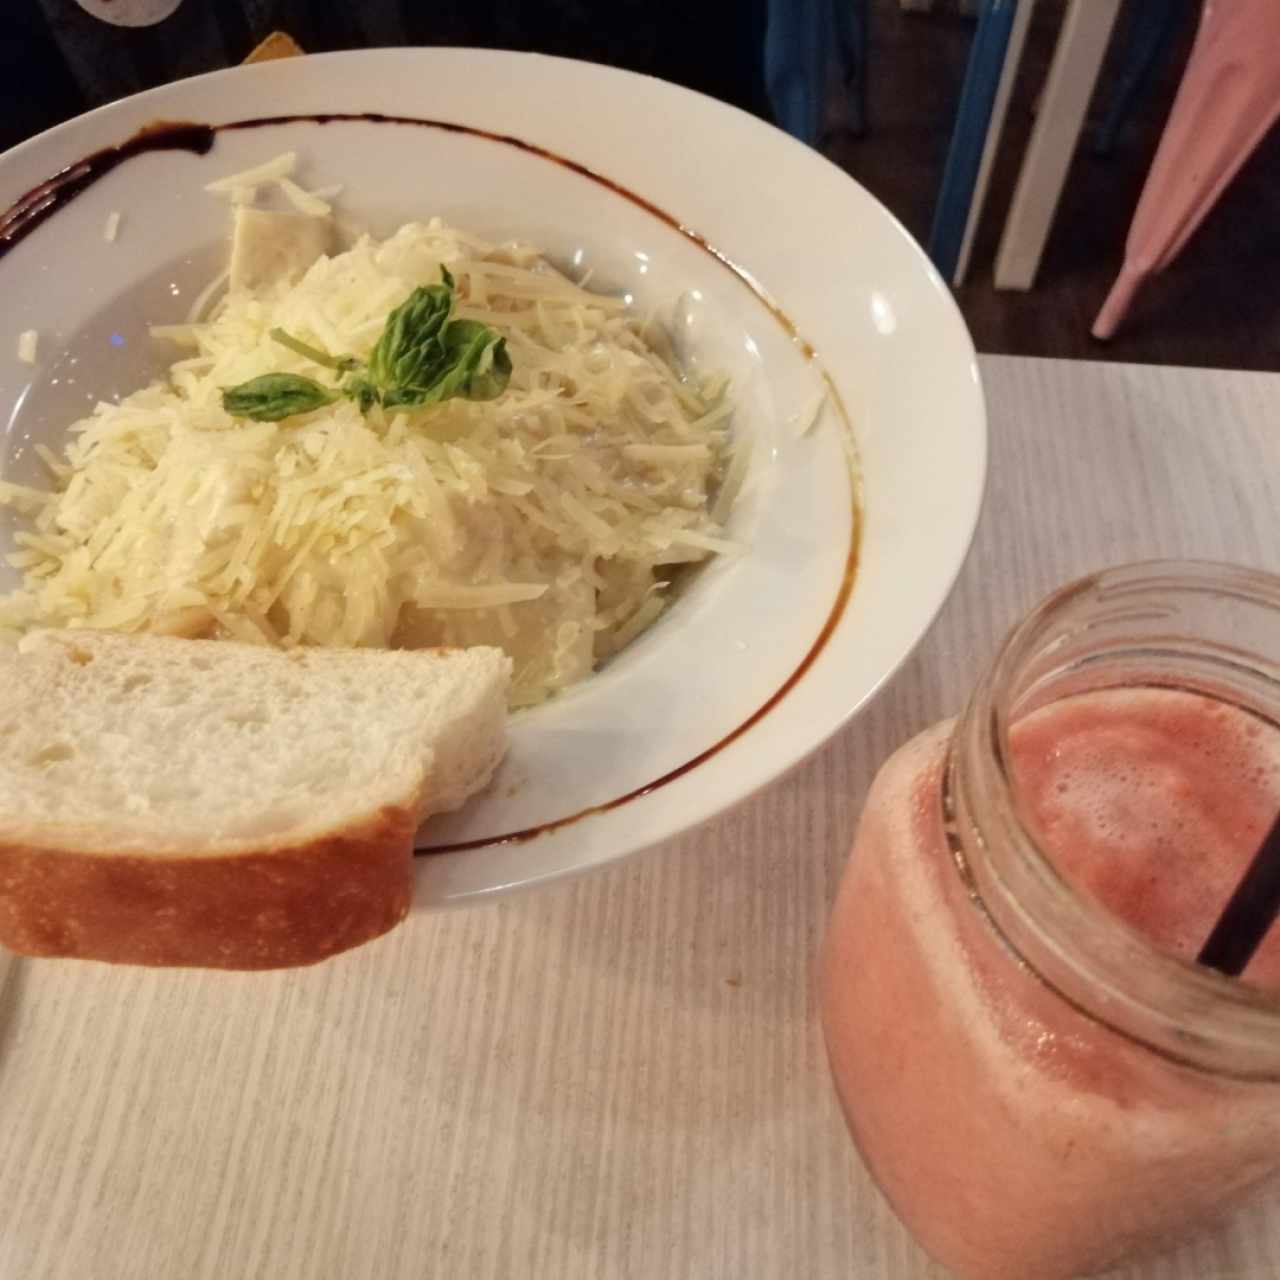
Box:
left=822, top=687, right=1280, bottom=1279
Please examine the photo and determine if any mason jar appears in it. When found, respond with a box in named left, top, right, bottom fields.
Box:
left=821, top=561, right=1280, bottom=1279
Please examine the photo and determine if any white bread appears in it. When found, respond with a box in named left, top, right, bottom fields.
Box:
left=0, top=630, right=511, bottom=969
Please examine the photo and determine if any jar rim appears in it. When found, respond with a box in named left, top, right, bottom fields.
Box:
left=959, top=559, right=1280, bottom=1081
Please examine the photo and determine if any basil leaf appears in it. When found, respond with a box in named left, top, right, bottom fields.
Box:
left=342, top=375, right=380, bottom=414
left=222, top=373, right=338, bottom=422
left=221, top=266, right=510, bottom=422
left=366, top=283, right=454, bottom=398
left=435, top=321, right=512, bottom=402
left=379, top=330, right=511, bottom=409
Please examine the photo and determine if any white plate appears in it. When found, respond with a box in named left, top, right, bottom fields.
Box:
left=0, top=49, right=986, bottom=906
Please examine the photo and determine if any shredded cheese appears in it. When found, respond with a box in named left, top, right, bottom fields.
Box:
left=103, top=211, right=122, bottom=243
left=205, top=152, right=298, bottom=194
left=16, top=331, right=37, bottom=364
left=0, top=217, right=737, bottom=707
left=277, top=177, right=333, bottom=218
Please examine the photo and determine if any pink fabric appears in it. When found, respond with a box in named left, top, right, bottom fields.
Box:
left=1093, top=0, right=1280, bottom=340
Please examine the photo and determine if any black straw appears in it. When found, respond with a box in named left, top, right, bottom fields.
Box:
left=1198, top=812, right=1280, bottom=976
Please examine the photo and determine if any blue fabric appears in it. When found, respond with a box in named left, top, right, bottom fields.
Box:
left=835, top=0, right=869, bottom=135
left=1093, top=0, right=1191, bottom=156
left=927, top=0, right=1017, bottom=280
left=765, top=0, right=867, bottom=146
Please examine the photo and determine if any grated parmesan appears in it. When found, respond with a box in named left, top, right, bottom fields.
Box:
left=0, top=215, right=737, bottom=707
left=277, top=177, right=333, bottom=218
left=205, top=151, right=298, bottom=194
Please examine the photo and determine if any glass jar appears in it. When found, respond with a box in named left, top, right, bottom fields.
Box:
left=821, top=561, right=1280, bottom=1279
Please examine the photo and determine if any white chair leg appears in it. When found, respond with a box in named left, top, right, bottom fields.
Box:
left=993, top=0, right=1123, bottom=289
left=954, top=0, right=1039, bottom=284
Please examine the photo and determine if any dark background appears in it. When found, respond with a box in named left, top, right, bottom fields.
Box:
left=5, top=0, right=1278, bottom=371
left=2, top=0, right=771, bottom=149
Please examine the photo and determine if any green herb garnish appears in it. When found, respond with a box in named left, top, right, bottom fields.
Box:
left=221, top=372, right=339, bottom=422
left=220, top=268, right=511, bottom=423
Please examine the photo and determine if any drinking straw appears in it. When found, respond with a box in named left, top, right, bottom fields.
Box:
left=1198, top=813, right=1280, bottom=977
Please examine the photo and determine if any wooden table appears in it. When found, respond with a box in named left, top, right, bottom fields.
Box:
left=4, top=356, right=1280, bottom=1280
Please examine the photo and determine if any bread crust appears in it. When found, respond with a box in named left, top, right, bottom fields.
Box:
left=0, top=806, right=415, bottom=969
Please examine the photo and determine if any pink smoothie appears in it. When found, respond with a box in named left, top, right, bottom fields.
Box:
left=1015, top=689, right=1280, bottom=982
left=822, top=688, right=1280, bottom=1279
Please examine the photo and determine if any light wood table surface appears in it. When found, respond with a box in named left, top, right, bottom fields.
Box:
left=4, top=355, right=1280, bottom=1280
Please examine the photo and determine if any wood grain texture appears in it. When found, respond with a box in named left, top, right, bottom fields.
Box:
left=3, top=357, right=1280, bottom=1279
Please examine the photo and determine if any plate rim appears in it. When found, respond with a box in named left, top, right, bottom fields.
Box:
left=0, top=47, right=988, bottom=905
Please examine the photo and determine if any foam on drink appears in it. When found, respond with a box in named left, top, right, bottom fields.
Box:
left=1014, top=688, right=1280, bottom=979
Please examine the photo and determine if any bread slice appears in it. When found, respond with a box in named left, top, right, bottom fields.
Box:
left=0, top=630, right=510, bottom=969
